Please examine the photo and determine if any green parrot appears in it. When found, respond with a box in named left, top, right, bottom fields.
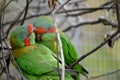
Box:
left=33, top=16, right=88, bottom=80
left=10, top=24, right=74, bottom=80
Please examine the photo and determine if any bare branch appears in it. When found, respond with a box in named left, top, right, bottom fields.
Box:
left=0, top=1, right=11, bottom=80
left=69, top=30, right=120, bottom=68
left=63, top=17, right=118, bottom=32
left=114, top=0, right=120, bottom=31
left=5, top=2, right=31, bottom=39
left=66, top=0, right=113, bottom=16
left=55, top=0, right=72, bottom=13
left=20, top=0, right=32, bottom=25
left=52, top=11, right=65, bottom=80
left=86, top=69, right=120, bottom=80
left=50, top=0, right=72, bottom=79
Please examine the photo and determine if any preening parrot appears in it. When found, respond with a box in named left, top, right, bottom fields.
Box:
left=33, top=16, right=88, bottom=80
left=10, top=24, right=74, bottom=80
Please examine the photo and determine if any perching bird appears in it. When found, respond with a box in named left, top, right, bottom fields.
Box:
left=33, top=16, right=88, bottom=80
left=10, top=24, right=74, bottom=80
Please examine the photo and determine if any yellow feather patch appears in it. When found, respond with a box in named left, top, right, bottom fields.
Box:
left=12, top=45, right=36, bottom=58
left=54, top=41, right=60, bottom=53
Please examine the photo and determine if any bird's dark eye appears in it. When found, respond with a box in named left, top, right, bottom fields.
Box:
left=37, top=34, right=41, bottom=38
left=35, top=34, right=42, bottom=41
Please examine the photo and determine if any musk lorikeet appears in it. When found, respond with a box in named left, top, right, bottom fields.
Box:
left=10, top=24, right=74, bottom=80
left=33, top=16, right=88, bottom=80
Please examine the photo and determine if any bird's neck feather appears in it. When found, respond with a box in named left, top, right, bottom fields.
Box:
left=12, top=45, right=36, bottom=58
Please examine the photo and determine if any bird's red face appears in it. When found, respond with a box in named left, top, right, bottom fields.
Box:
left=24, top=24, right=34, bottom=46
left=34, top=27, right=55, bottom=41
left=34, top=27, right=55, bottom=34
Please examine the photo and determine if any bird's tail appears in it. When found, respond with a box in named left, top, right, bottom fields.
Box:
left=73, top=64, right=88, bottom=78
left=71, top=73, right=80, bottom=80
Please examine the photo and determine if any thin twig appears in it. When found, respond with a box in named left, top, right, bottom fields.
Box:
left=58, top=6, right=118, bottom=13
left=51, top=11, right=65, bottom=80
left=63, top=17, right=118, bottom=32
left=55, top=0, right=72, bottom=13
left=69, top=30, right=120, bottom=68
left=3, top=12, right=51, bottom=26
left=3, top=5, right=119, bottom=27
left=66, top=0, right=113, bottom=16
left=0, top=47, right=12, bottom=50
left=0, top=14, right=10, bottom=80
left=5, top=5, right=27, bottom=39
left=0, top=1, right=26, bottom=80
left=21, top=0, right=32, bottom=25
left=114, top=0, right=120, bottom=31
left=0, top=1, right=11, bottom=79
left=50, top=0, right=72, bottom=79
left=2, top=0, right=13, bottom=11
left=3, top=39, right=26, bottom=80
left=86, top=69, right=120, bottom=80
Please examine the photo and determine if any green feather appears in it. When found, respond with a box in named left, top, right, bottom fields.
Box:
left=10, top=25, right=28, bottom=48
left=33, top=16, right=54, bottom=29
left=60, top=32, right=88, bottom=76
left=33, top=16, right=89, bottom=80
left=38, top=33, right=57, bottom=53
left=10, top=25, right=73, bottom=80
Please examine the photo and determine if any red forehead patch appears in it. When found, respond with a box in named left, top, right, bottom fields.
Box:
left=48, top=27, right=55, bottom=33
left=24, top=37, right=30, bottom=46
left=27, top=24, right=33, bottom=34
left=35, top=28, right=47, bottom=34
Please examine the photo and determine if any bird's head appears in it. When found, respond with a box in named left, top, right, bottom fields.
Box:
left=10, top=24, right=35, bottom=49
left=33, top=16, right=55, bottom=41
